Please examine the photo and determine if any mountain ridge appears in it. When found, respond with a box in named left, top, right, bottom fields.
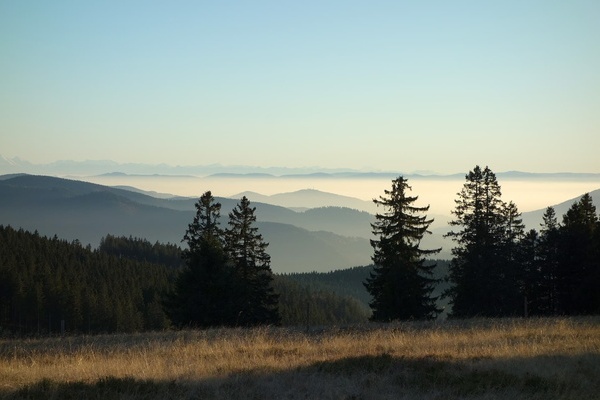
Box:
left=3, top=155, right=600, bottom=178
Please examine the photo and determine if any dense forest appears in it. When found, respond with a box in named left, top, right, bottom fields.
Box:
left=0, top=228, right=174, bottom=334
left=0, top=227, right=370, bottom=335
left=445, top=166, right=600, bottom=317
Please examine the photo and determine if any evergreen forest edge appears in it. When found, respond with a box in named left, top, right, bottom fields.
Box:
left=1, top=165, right=599, bottom=336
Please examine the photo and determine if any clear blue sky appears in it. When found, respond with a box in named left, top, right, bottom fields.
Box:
left=1, top=1, right=599, bottom=173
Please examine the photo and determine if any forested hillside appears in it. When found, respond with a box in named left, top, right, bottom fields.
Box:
left=285, top=266, right=374, bottom=308
left=273, top=276, right=370, bottom=326
left=0, top=226, right=174, bottom=334
left=0, top=226, right=370, bottom=335
left=285, top=260, right=450, bottom=314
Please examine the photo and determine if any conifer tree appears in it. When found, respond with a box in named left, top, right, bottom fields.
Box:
left=168, top=191, right=236, bottom=327
left=224, top=196, right=280, bottom=326
left=364, top=176, right=440, bottom=321
left=445, top=165, right=521, bottom=317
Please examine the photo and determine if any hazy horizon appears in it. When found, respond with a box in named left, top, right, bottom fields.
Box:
left=2, top=154, right=599, bottom=217
left=4, top=154, right=600, bottom=176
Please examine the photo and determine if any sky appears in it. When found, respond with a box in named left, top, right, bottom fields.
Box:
left=1, top=1, right=599, bottom=174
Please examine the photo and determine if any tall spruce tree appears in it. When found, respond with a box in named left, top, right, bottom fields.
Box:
left=168, top=191, right=236, bottom=327
left=224, top=196, right=280, bottom=326
left=445, top=165, right=521, bottom=317
left=364, top=176, right=440, bottom=321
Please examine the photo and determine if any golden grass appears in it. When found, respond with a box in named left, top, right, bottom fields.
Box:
left=1, top=317, right=599, bottom=399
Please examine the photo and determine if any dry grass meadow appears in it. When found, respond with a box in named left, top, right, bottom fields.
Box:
left=1, top=317, right=599, bottom=399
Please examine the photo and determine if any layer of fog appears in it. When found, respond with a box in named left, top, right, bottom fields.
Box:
left=81, top=175, right=600, bottom=219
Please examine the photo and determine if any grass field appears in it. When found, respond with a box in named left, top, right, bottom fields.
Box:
left=1, top=317, right=599, bottom=399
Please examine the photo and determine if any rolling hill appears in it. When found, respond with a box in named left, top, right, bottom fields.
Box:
left=0, top=174, right=371, bottom=272
left=232, top=189, right=376, bottom=213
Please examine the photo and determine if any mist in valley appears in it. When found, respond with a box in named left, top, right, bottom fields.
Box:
left=83, top=173, right=600, bottom=222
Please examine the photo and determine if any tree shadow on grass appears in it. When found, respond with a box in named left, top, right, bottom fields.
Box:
left=3, top=353, right=599, bottom=400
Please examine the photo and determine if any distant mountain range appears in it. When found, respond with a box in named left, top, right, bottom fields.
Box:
left=2, top=155, right=600, bottom=180
left=0, top=173, right=597, bottom=271
left=0, top=155, right=365, bottom=177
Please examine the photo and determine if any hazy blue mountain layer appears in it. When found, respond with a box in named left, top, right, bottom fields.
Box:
left=0, top=174, right=371, bottom=272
